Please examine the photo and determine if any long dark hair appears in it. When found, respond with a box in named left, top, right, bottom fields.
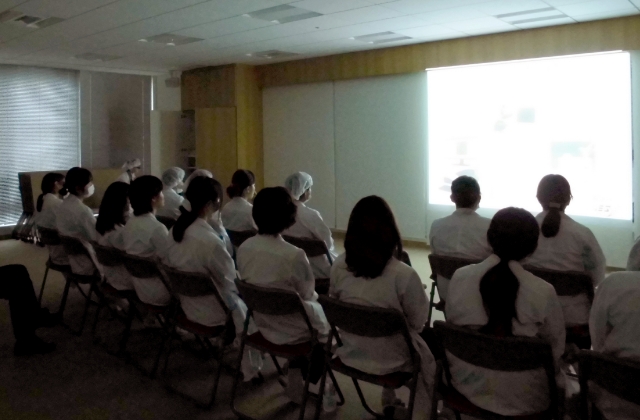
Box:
left=227, top=169, right=255, bottom=199
left=173, top=176, right=223, bottom=242
left=537, top=174, right=572, bottom=238
left=252, top=187, right=296, bottom=235
left=480, top=207, right=539, bottom=336
left=344, top=196, right=404, bottom=279
left=129, top=175, right=163, bottom=216
left=37, top=172, right=64, bottom=212
left=96, top=182, right=130, bottom=235
left=64, top=167, right=93, bottom=197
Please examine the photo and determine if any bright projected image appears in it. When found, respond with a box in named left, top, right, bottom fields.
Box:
left=427, top=52, right=632, bottom=220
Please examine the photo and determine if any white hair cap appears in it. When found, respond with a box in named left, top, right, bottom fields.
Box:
left=183, top=169, right=213, bottom=192
left=122, top=158, right=141, bottom=171
left=284, top=172, right=313, bottom=200
left=161, top=167, right=185, bottom=189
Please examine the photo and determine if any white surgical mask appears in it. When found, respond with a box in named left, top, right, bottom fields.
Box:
left=85, top=184, right=95, bottom=198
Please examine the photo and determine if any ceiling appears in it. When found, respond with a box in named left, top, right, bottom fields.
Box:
left=0, top=0, right=638, bottom=75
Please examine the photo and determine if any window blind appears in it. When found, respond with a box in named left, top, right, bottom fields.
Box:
left=0, top=65, right=79, bottom=226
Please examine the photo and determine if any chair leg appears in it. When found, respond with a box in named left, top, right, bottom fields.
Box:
left=297, top=356, right=313, bottom=420
left=56, top=276, right=71, bottom=318
left=205, top=337, right=227, bottom=408
left=352, top=378, right=385, bottom=419
left=405, top=375, right=419, bottom=420
left=328, top=368, right=345, bottom=406
left=230, top=339, right=255, bottom=419
left=272, top=355, right=285, bottom=376
left=427, top=281, right=436, bottom=326
left=117, top=305, right=135, bottom=356
left=38, top=266, right=50, bottom=305
left=313, top=352, right=331, bottom=420
left=71, top=283, right=95, bottom=336
left=150, top=316, right=173, bottom=378
left=91, top=300, right=104, bottom=337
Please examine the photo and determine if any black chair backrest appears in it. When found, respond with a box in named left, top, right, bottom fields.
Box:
left=428, top=254, right=481, bottom=280
left=59, top=235, right=93, bottom=258
left=39, top=227, right=61, bottom=246
left=163, top=265, right=226, bottom=305
left=283, top=235, right=331, bottom=260
left=156, top=215, right=177, bottom=230
left=525, top=266, right=594, bottom=301
left=92, top=242, right=124, bottom=268
left=578, top=350, right=640, bottom=406
left=121, top=253, right=162, bottom=279
left=226, top=229, right=257, bottom=248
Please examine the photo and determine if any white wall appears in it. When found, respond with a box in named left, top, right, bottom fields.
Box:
left=154, top=73, right=182, bottom=111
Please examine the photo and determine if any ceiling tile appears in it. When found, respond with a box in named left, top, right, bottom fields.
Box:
left=330, top=5, right=405, bottom=24
left=16, top=0, right=118, bottom=19
left=289, top=0, right=372, bottom=14
left=514, top=16, right=575, bottom=28
left=0, top=0, right=28, bottom=13
left=175, top=16, right=276, bottom=39
left=412, top=6, right=487, bottom=24
left=0, top=21, right=35, bottom=42
left=555, top=0, right=637, bottom=15
left=395, top=24, right=467, bottom=40
left=631, top=0, right=640, bottom=8
left=445, top=16, right=516, bottom=33
left=572, top=8, right=639, bottom=22
left=383, top=0, right=493, bottom=14
left=472, top=0, right=556, bottom=15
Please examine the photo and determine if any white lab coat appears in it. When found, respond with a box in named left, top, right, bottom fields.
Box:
left=626, top=237, right=640, bottom=271
left=115, top=172, right=132, bottom=184
left=330, top=254, right=435, bottom=419
left=526, top=211, right=606, bottom=326
left=56, top=195, right=98, bottom=275
left=221, top=197, right=256, bottom=232
left=589, top=271, right=640, bottom=420
left=36, top=193, right=67, bottom=266
left=447, top=255, right=566, bottom=416
left=428, top=208, right=492, bottom=301
left=121, top=213, right=171, bottom=305
left=156, top=188, right=183, bottom=220
left=208, top=214, right=234, bottom=256
left=237, top=234, right=329, bottom=345
left=283, top=202, right=337, bottom=279
left=163, top=218, right=248, bottom=329
left=97, top=225, right=133, bottom=291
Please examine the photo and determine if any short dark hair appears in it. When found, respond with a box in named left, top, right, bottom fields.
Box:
left=37, top=172, right=64, bottom=212
left=96, top=182, right=129, bottom=235
left=227, top=169, right=255, bottom=198
left=64, top=167, right=93, bottom=197
left=129, top=175, right=163, bottom=216
left=173, top=177, right=223, bottom=242
left=252, top=187, right=297, bottom=235
left=451, top=176, right=480, bottom=208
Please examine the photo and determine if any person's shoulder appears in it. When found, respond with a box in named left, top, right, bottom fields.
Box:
left=599, top=271, right=640, bottom=292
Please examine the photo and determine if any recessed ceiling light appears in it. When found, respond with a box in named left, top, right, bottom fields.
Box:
left=138, top=39, right=148, bottom=42
left=353, top=31, right=412, bottom=44
left=242, top=14, right=251, bottom=18
left=139, top=33, right=203, bottom=46
left=246, top=4, right=322, bottom=24
left=246, top=53, right=252, bottom=56
left=167, top=42, right=176, bottom=46
left=74, top=53, right=121, bottom=62
left=250, top=49, right=300, bottom=59
left=271, top=20, right=280, bottom=23
left=348, top=37, right=355, bottom=40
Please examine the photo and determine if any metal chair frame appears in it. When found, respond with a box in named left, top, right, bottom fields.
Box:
left=283, top=235, right=333, bottom=295
left=37, top=227, right=71, bottom=305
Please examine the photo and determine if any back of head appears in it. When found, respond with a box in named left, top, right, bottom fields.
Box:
left=252, top=187, right=297, bottom=235
left=184, top=169, right=213, bottom=192
left=451, top=176, right=481, bottom=208
left=96, top=182, right=130, bottom=235
left=173, top=176, right=223, bottom=242
left=344, top=196, right=403, bottom=279
left=161, top=167, right=185, bottom=189
left=122, top=158, right=141, bottom=172
left=537, top=174, right=572, bottom=238
left=129, top=175, right=163, bottom=216
left=227, top=169, right=255, bottom=198
left=480, top=207, right=539, bottom=336
left=64, top=167, right=93, bottom=197
left=284, top=172, right=313, bottom=200
left=37, top=172, right=64, bottom=212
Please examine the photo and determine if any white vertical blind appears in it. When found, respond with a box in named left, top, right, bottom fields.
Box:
left=0, top=65, right=79, bottom=226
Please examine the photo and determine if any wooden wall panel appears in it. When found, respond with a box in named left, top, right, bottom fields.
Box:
left=182, top=65, right=236, bottom=110
left=258, top=15, right=640, bottom=87
left=195, top=108, right=238, bottom=191
left=235, top=64, right=264, bottom=189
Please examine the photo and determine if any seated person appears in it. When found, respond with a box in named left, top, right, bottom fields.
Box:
left=56, top=167, right=98, bottom=275
left=237, top=187, right=329, bottom=403
left=96, top=182, right=133, bottom=291
left=428, top=176, right=492, bottom=302
left=221, top=169, right=257, bottom=232
left=526, top=174, right=606, bottom=327
left=121, top=175, right=170, bottom=306
left=164, top=176, right=260, bottom=380
left=589, top=271, right=640, bottom=420
left=35, top=172, right=67, bottom=266
left=156, top=167, right=185, bottom=220
left=626, top=237, right=640, bottom=271
left=283, top=172, right=336, bottom=279
left=447, top=207, right=565, bottom=416
left=116, top=158, right=141, bottom=184
left=330, top=195, right=435, bottom=419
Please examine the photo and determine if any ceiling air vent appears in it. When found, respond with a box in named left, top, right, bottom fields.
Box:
left=0, top=11, right=65, bottom=28
left=495, top=7, right=567, bottom=25
left=249, top=50, right=300, bottom=59
left=244, top=4, right=322, bottom=24
left=138, top=33, right=203, bottom=46
left=352, top=32, right=412, bottom=44
left=74, top=53, right=121, bottom=62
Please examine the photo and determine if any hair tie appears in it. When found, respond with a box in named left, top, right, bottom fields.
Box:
left=549, top=202, right=562, bottom=209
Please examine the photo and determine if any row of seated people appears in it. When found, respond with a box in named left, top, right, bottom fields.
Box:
left=32, top=167, right=639, bottom=419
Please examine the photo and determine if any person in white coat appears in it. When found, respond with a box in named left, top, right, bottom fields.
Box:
left=35, top=172, right=67, bottom=266
left=330, top=195, right=435, bottom=419
left=588, top=271, right=640, bottom=420
left=95, top=182, right=132, bottom=291
left=526, top=175, right=606, bottom=330
left=163, top=176, right=260, bottom=380
left=221, top=169, right=257, bottom=232
left=56, top=167, right=98, bottom=276
left=625, top=238, right=640, bottom=271
left=237, top=187, right=329, bottom=404
left=447, top=207, right=566, bottom=417
left=428, top=176, right=492, bottom=302
left=116, top=158, right=142, bottom=184
left=121, top=175, right=170, bottom=306
left=283, top=172, right=337, bottom=279
left=156, top=167, right=185, bottom=220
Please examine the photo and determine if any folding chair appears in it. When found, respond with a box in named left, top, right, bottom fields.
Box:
left=226, top=229, right=257, bottom=249
left=578, top=350, right=640, bottom=420
left=231, top=280, right=340, bottom=420
left=156, top=215, right=177, bottom=230
left=120, top=253, right=174, bottom=378
left=316, top=295, right=423, bottom=420
left=161, top=266, right=234, bottom=408
left=427, top=255, right=481, bottom=324
left=283, top=235, right=333, bottom=295
left=58, top=235, right=103, bottom=336
left=37, top=227, right=71, bottom=305
left=525, top=267, right=594, bottom=350
left=433, top=321, right=559, bottom=420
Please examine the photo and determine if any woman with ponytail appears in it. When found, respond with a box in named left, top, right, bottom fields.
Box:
left=447, top=207, right=566, bottom=417
left=35, top=173, right=66, bottom=265
left=221, top=169, right=257, bottom=231
left=527, top=174, right=605, bottom=328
